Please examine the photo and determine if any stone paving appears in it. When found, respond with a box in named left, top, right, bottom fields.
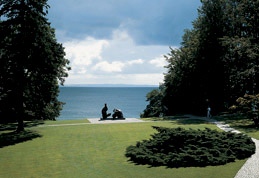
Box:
left=87, top=118, right=145, bottom=124
left=234, top=138, right=259, bottom=178
left=210, top=119, right=259, bottom=178
left=184, top=115, right=259, bottom=178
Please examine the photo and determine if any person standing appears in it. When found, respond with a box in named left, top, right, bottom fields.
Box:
left=207, top=106, right=211, bottom=118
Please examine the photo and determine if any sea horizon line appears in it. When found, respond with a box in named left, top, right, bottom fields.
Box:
left=60, top=84, right=159, bottom=87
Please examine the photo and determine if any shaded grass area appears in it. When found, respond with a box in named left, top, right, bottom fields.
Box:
left=142, top=117, right=212, bottom=125
left=141, top=115, right=190, bottom=122
left=0, top=120, right=44, bottom=131
left=215, top=114, right=259, bottom=139
left=0, top=120, right=43, bottom=148
left=0, top=130, right=42, bottom=148
left=0, top=120, right=246, bottom=178
left=0, top=119, right=89, bottom=148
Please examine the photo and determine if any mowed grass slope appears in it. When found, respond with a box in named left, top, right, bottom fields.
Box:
left=0, top=120, right=246, bottom=178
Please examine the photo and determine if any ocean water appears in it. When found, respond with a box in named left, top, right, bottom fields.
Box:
left=58, top=87, right=157, bottom=120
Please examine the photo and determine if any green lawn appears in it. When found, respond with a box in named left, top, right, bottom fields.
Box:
left=0, top=119, right=246, bottom=178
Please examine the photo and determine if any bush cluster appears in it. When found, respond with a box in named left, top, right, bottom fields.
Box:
left=125, top=127, right=255, bottom=168
left=231, top=94, right=259, bottom=126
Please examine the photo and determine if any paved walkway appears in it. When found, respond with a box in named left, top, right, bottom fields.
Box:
left=184, top=115, right=259, bottom=178
left=214, top=120, right=259, bottom=178
left=38, top=118, right=144, bottom=127
left=88, top=118, right=145, bottom=124
left=235, top=138, right=259, bottom=178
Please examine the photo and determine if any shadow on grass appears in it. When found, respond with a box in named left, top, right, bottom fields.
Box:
left=0, top=120, right=44, bottom=132
left=0, top=130, right=42, bottom=148
left=0, top=120, right=44, bottom=148
left=235, top=124, right=259, bottom=133
left=175, top=119, right=208, bottom=125
left=142, top=115, right=210, bottom=125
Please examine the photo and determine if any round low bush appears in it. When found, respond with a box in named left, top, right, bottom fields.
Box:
left=125, top=127, right=255, bottom=168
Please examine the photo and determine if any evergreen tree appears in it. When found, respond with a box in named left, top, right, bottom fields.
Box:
left=0, top=0, right=70, bottom=131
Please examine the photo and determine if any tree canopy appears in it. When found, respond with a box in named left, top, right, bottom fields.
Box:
left=142, top=0, right=259, bottom=117
left=0, top=0, right=70, bottom=131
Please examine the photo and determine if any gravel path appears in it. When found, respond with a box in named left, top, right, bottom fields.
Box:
left=234, top=138, right=259, bottom=178
left=210, top=119, right=259, bottom=178
left=39, top=118, right=144, bottom=127
left=184, top=115, right=259, bottom=178
left=88, top=118, right=145, bottom=124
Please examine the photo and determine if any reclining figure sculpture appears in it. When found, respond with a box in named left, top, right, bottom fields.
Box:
left=101, top=103, right=125, bottom=120
left=112, top=108, right=124, bottom=119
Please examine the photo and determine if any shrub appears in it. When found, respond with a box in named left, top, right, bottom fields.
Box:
left=125, top=127, right=255, bottom=168
left=231, top=94, right=259, bottom=126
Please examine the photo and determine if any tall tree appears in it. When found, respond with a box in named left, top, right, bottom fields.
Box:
left=144, top=0, right=259, bottom=117
left=162, top=0, right=227, bottom=115
left=163, top=29, right=202, bottom=115
left=0, top=0, right=70, bottom=131
left=221, top=0, right=259, bottom=103
left=194, top=0, right=226, bottom=113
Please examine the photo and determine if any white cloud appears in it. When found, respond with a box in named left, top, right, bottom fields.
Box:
left=64, top=37, right=109, bottom=74
left=61, top=30, right=172, bottom=85
left=149, top=56, right=167, bottom=67
left=112, top=29, right=133, bottom=42
left=65, top=73, right=164, bottom=85
left=93, top=61, right=125, bottom=73
left=127, top=59, right=144, bottom=65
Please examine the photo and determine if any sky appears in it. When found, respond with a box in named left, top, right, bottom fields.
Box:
left=47, top=0, right=201, bottom=86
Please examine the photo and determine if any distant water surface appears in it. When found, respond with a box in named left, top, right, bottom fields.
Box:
left=58, top=87, right=157, bottom=120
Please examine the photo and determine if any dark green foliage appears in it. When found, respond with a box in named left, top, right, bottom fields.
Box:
left=125, top=127, right=255, bottom=168
left=0, top=0, right=70, bottom=130
left=143, top=0, right=259, bottom=117
left=141, top=85, right=165, bottom=118
left=232, top=94, right=259, bottom=126
left=162, top=0, right=227, bottom=115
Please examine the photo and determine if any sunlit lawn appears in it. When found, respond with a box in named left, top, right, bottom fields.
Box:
left=0, top=119, right=246, bottom=178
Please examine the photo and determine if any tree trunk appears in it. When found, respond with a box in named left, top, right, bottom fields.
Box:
left=15, top=77, right=25, bottom=133
left=16, top=118, right=24, bottom=132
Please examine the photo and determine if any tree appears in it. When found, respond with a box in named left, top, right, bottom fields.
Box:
left=221, top=0, right=259, bottom=103
left=141, top=85, right=165, bottom=117
left=0, top=0, right=70, bottom=131
left=143, top=0, right=259, bottom=117
left=163, top=30, right=202, bottom=115
left=161, top=0, right=227, bottom=115
left=234, top=94, right=259, bottom=126
left=194, top=0, right=227, bottom=113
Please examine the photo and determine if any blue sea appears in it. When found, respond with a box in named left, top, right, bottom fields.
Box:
left=58, top=87, right=157, bottom=120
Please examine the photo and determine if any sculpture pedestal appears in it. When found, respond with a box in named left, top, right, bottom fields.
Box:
left=99, top=117, right=126, bottom=121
